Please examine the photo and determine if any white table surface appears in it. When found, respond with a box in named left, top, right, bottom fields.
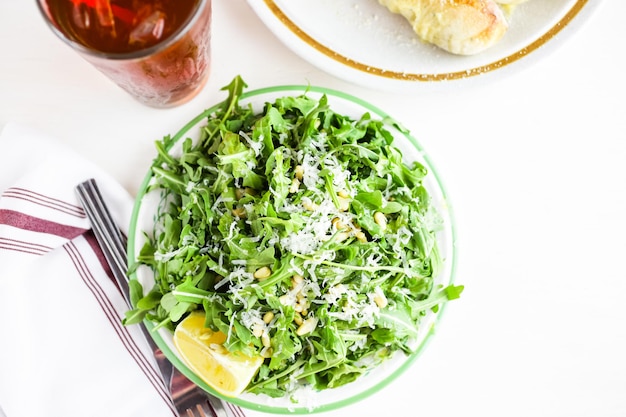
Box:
left=1, top=1, right=625, bottom=416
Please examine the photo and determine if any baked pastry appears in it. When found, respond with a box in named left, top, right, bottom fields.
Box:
left=378, top=0, right=510, bottom=55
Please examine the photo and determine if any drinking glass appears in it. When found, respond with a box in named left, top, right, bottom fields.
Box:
left=36, top=0, right=212, bottom=108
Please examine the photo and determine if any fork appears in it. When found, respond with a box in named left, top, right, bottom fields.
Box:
left=76, top=178, right=237, bottom=417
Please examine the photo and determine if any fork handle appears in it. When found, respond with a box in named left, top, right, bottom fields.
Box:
left=76, top=179, right=232, bottom=417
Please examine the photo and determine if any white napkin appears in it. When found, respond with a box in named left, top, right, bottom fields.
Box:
left=0, top=124, right=245, bottom=417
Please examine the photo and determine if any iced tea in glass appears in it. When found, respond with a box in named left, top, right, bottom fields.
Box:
left=37, top=0, right=212, bottom=108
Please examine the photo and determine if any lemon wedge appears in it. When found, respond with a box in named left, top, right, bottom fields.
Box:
left=173, top=311, right=264, bottom=397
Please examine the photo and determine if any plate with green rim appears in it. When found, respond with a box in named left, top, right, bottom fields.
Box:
left=127, top=83, right=459, bottom=413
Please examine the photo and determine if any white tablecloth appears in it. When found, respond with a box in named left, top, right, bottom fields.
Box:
left=1, top=1, right=624, bottom=416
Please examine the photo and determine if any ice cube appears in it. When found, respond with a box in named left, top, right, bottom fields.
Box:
left=129, top=10, right=166, bottom=46
left=71, top=3, right=91, bottom=30
left=94, top=0, right=115, bottom=28
left=70, top=0, right=116, bottom=38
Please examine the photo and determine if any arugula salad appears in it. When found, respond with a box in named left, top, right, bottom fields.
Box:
left=128, top=76, right=462, bottom=399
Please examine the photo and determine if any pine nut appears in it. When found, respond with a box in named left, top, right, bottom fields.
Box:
left=263, top=311, right=274, bottom=324
left=261, top=332, right=272, bottom=347
left=261, top=347, right=273, bottom=358
left=296, top=317, right=318, bottom=336
left=291, top=274, right=304, bottom=288
left=374, top=211, right=387, bottom=231
left=337, top=196, right=350, bottom=212
left=261, top=332, right=271, bottom=348
left=252, top=324, right=264, bottom=338
left=332, top=217, right=346, bottom=230
left=253, top=266, right=272, bottom=280
left=373, top=292, right=388, bottom=308
left=289, top=177, right=300, bottom=194
left=294, top=165, right=304, bottom=180
left=355, top=231, right=367, bottom=243
left=279, top=294, right=291, bottom=306
left=303, top=199, right=318, bottom=211
left=335, top=231, right=351, bottom=243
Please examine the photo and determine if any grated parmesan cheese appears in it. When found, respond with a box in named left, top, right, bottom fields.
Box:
left=239, top=130, right=263, bottom=156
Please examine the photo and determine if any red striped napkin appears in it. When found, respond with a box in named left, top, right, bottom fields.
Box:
left=0, top=124, right=245, bottom=417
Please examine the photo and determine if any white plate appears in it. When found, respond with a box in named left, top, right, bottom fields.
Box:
left=129, top=85, right=457, bottom=413
left=245, top=0, right=600, bottom=91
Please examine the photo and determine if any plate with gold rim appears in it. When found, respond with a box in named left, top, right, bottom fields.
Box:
left=245, top=0, right=601, bottom=91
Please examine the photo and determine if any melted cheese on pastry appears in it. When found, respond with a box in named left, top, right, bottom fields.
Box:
left=378, top=0, right=510, bottom=55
